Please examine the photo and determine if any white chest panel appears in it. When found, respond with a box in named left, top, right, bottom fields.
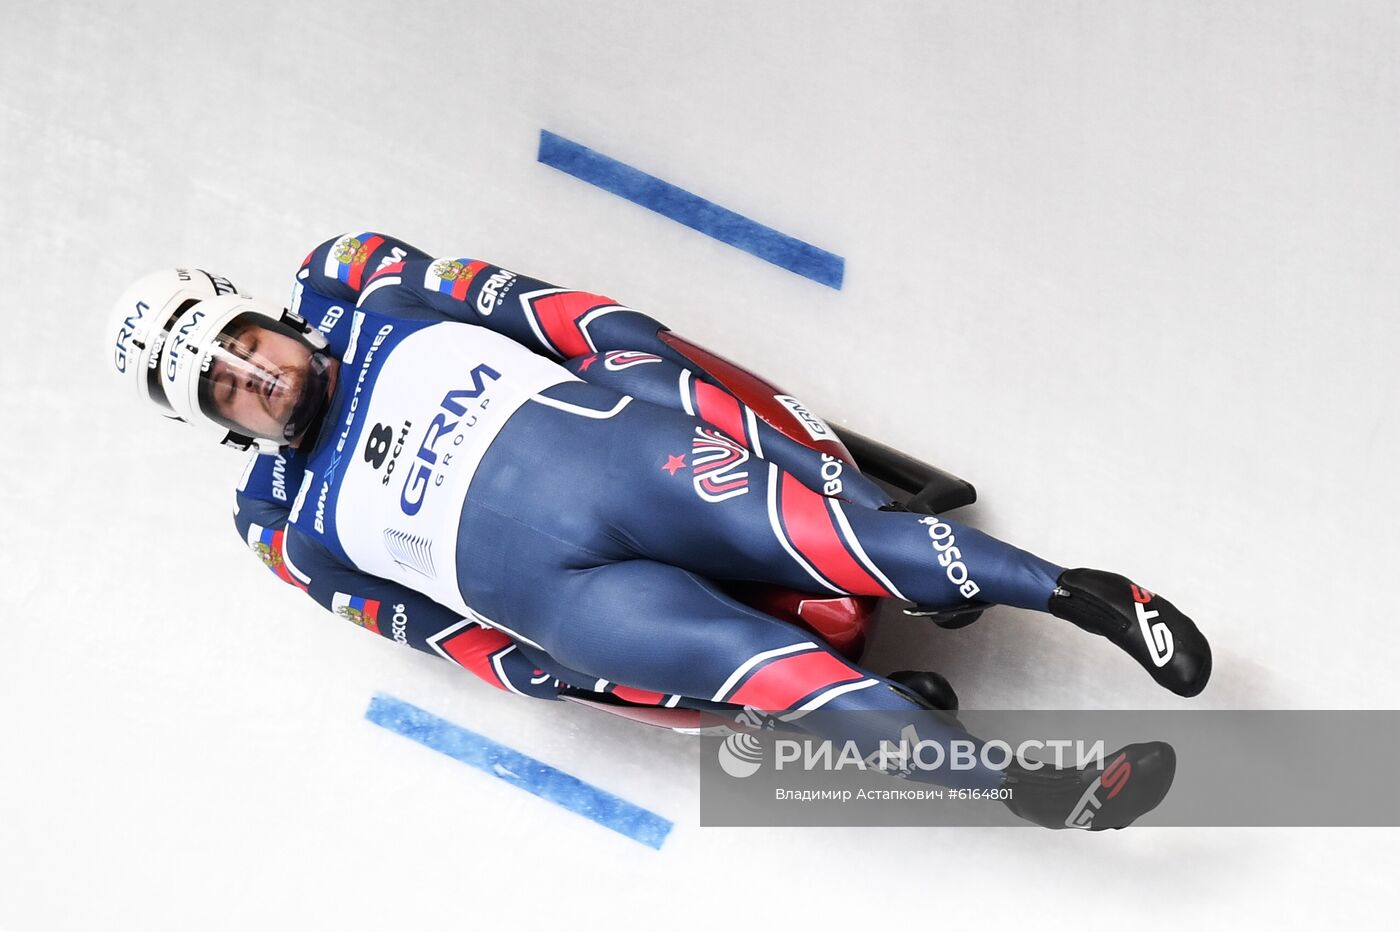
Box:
left=333, top=324, right=572, bottom=612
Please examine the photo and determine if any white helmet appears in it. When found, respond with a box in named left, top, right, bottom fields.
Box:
left=106, top=268, right=238, bottom=416
left=163, top=293, right=332, bottom=450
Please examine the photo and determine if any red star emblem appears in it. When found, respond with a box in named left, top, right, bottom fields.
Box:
left=578, top=354, right=599, bottom=372
left=662, top=454, right=687, bottom=475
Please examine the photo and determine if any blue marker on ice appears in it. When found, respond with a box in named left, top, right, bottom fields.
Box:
left=538, top=130, right=845, bottom=289
left=365, top=693, right=673, bottom=850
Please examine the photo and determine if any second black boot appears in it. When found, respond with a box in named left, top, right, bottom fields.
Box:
left=1048, top=568, right=1212, bottom=697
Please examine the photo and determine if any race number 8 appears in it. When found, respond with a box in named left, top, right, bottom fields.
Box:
left=364, top=423, right=392, bottom=468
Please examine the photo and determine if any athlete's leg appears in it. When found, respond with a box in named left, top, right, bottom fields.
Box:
left=588, top=395, right=1211, bottom=697
left=596, top=397, right=1063, bottom=610
left=507, top=555, right=1178, bottom=827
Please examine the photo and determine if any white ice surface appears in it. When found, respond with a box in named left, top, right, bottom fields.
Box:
left=2, top=1, right=1398, bottom=928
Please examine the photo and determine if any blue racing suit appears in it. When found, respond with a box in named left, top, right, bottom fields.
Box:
left=232, top=232, right=1064, bottom=788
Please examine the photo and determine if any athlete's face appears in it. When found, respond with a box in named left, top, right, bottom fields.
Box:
left=206, top=322, right=324, bottom=442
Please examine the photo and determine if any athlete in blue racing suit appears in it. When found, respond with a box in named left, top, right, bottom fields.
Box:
left=183, top=232, right=1209, bottom=829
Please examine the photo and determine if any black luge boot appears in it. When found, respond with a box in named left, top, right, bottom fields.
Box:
left=1049, top=568, right=1212, bottom=697
left=890, top=670, right=959, bottom=713
left=1003, top=742, right=1176, bottom=830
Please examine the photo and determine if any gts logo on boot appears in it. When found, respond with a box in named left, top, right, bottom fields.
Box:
left=1066, top=752, right=1132, bottom=829
left=1131, top=584, right=1174, bottom=667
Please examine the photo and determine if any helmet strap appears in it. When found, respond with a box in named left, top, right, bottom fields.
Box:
left=220, top=431, right=256, bottom=452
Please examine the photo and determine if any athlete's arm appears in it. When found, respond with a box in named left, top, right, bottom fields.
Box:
left=231, top=453, right=564, bottom=700
left=297, top=233, right=432, bottom=304
left=290, top=232, right=434, bottom=335
left=352, top=256, right=673, bottom=359
left=335, top=240, right=873, bottom=489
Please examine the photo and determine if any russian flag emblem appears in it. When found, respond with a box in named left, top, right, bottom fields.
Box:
left=246, top=523, right=308, bottom=591
left=424, top=257, right=488, bottom=301
left=324, top=233, right=385, bottom=289
left=332, top=592, right=382, bottom=635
